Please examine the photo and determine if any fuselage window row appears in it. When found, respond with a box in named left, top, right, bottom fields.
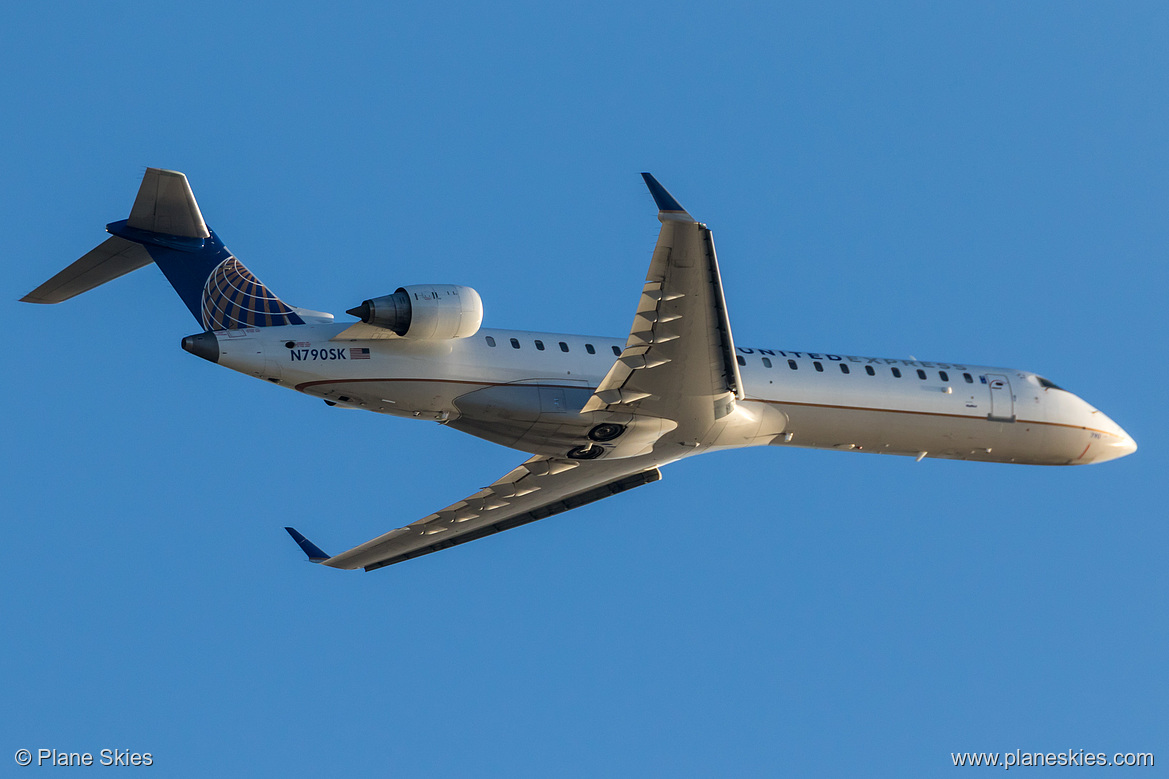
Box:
left=482, top=338, right=622, bottom=355
left=748, top=355, right=973, bottom=386
left=485, top=340, right=984, bottom=388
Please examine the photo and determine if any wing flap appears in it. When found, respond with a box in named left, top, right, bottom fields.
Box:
left=316, top=455, right=663, bottom=571
left=361, top=468, right=660, bottom=571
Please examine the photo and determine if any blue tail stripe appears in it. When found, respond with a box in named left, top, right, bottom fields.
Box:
left=106, top=219, right=303, bottom=330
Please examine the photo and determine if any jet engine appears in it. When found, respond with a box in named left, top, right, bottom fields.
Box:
left=347, top=284, right=483, bottom=339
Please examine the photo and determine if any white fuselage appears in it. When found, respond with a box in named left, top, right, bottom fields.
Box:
left=206, top=324, right=1136, bottom=467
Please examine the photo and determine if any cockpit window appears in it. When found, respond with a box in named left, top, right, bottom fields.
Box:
left=1036, top=376, right=1065, bottom=391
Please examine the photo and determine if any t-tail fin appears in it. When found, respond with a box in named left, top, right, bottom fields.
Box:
left=22, top=168, right=330, bottom=330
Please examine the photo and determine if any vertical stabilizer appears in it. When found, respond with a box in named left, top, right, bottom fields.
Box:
left=23, top=168, right=319, bottom=330
left=126, top=168, right=210, bottom=238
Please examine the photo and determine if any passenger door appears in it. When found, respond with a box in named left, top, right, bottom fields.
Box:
left=986, top=374, right=1015, bottom=422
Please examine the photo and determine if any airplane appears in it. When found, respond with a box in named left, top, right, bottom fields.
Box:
left=23, top=169, right=1137, bottom=572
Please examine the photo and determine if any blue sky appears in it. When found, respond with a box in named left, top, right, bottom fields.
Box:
left=2, top=2, right=1164, bottom=776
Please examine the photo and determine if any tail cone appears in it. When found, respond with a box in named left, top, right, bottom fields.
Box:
left=347, top=301, right=371, bottom=321
left=181, top=332, right=220, bottom=363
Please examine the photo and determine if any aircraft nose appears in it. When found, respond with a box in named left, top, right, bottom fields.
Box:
left=1092, top=424, right=1137, bottom=463
left=1114, top=430, right=1137, bottom=458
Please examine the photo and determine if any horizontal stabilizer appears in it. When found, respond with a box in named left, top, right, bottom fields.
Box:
left=127, top=168, right=210, bottom=238
left=21, top=236, right=153, bottom=304
left=285, top=527, right=330, bottom=563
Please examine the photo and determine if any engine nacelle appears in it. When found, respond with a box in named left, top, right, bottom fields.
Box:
left=347, top=284, right=483, bottom=339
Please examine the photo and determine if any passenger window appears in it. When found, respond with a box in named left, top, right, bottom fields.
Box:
left=485, top=336, right=496, bottom=347
left=559, top=342, right=569, bottom=352
left=736, top=355, right=746, bottom=366
left=840, top=364, right=850, bottom=374
left=939, top=370, right=949, bottom=382
left=892, top=368, right=902, bottom=378
left=963, top=373, right=974, bottom=383
left=585, top=344, right=595, bottom=354
left=788, top=359, right=798, bottom=370
left=612, top=345, right=621, bottom=356
left=534, top=340, right=545, bottom=351
left=814, top=361, right=824, bottom=372
left=865, top=365, right=875, bottom=376
left=510, top=338, right=520, bottom=349
left=762, top=357, right=772, bottom=368
left=916, top=369, right=927, bottom=380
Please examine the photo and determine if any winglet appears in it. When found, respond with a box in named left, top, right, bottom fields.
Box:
left=285, top=527, right=330, bottom=563
left=641, top=173, right=693, bottom=222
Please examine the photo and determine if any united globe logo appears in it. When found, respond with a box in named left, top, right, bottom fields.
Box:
left=200, top=257, right=300, bottom=330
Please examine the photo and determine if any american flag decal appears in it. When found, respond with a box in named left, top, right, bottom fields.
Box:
left=350, top=348, right=370, bottom=359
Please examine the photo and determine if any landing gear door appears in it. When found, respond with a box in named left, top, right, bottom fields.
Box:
left=539, top=386, right=568, bottom=415
left=986, top=374, right=1015, bottom=422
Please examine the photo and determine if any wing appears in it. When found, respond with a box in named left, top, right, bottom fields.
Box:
left=286, top=175, right=729, bottom=572
left=581, top=174, right=743, bottom=440
left=289, top=454, right=664, bottom=571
